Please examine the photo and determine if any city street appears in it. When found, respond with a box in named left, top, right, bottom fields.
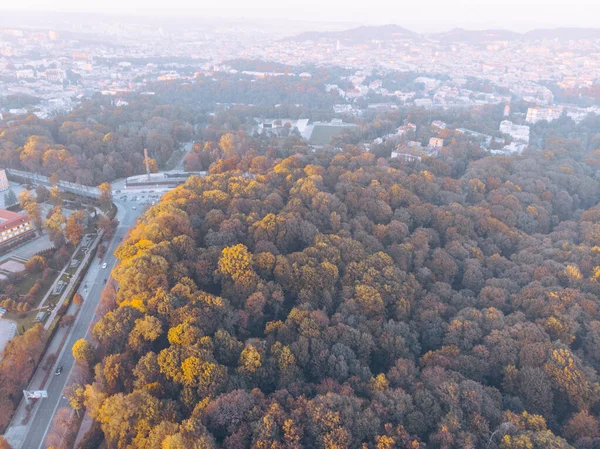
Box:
left=2, top=163, right=199, bottom=449
left=7, top=197, right=144, bottom=449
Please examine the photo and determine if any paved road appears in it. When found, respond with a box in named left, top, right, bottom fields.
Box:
left=18, top=200, right=143, bottom=449
left=2, top=167, right=193, bottom=448
left=174, top=141, right=194, bottom=171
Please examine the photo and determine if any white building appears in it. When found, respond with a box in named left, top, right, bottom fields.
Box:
left=499, top=120, right=530, bottom=144
left=414, top=77, right=441, bottom=92
left=414, top=98, right=433, bottom=108
left=44, top=68, right=64, bottom=83
left=428, top=137, right=444, bottom=149
left=15, top=69, right=34, bottom=79
left=493, top=142, right=527, bottom=155
left=526, top=106, right=563, bottom=124
left=431, top=120, right=447, bottom=130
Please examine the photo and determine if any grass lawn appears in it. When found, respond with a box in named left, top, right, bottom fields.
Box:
left=99, top=203, right=116, bottom=218
left=5, top=309, right=40, bottom=333
left=59, top=272, right=72, bottom=286
left=13, top=271, right=44, bottom=296
left=13, top=269, right=58, bottom=308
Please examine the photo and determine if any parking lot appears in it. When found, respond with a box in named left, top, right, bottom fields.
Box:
left=114, top=188, right=168, bottom=209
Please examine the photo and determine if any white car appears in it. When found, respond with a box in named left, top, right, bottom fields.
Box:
left=102, top=262, right=108, bottom=269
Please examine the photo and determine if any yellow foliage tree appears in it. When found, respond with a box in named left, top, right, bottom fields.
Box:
left=565, top=264, right=583, bottom=281
left=238, top=344, right=262, bottom=376
left=72, top=338, right=95, bottom=366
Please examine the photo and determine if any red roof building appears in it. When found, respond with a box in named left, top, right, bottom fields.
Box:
left=0, top=209, right=35, bottom=247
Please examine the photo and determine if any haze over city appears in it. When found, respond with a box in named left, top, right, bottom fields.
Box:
left=1, top=0, right=598, bottom=32
left=1, top=2, right=600, bottom=449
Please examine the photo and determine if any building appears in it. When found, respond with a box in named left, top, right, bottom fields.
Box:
left=256, top=118, right=309, bottom=136
left=414, top=98, right=433, bottom=108
left=157, top=73, right=180, bottom=81
left=0, top=209, right=35, bottom=248
left=431, top=120, right=447, bottom=130
left=0, top=170, right=8, bottom=191
left=492, top=142, right=528, bottom=155
left=301, top=119, right=358, bottom=146
left=428, top=137, right=444, bottom=149
left=499, top=120, right=530, bottom=144
left=15, top=69, right=34, bottom=79
left=44, top=69, right=64, bottom=83
left=391, top=142, right=439, bottom=162
left=397, top=123, right=417, bottom=137
left=526, top=106, right=563, bottom=124
left=391, top=151, right=422, bottom=163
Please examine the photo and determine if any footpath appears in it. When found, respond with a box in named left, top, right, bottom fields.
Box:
left=43, top=233, right=102, bottom=330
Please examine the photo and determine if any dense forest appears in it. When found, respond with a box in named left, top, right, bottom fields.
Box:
left=75, top=127, right=600, bottom=449
left=0, top=95, right=194, bottom=184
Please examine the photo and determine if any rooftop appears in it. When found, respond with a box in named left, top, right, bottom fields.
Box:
left=0, top=209, right=31, bottom=231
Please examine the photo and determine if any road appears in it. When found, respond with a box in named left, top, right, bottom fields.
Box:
left=174, top=141, right=194, bottom=171
left=17, top=199, right=144, bottom=449
left=5, top=169, right=100, bottom=199
left=2, top=166, right=204, bottom=448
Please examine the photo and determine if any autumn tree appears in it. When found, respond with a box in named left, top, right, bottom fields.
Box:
left=19, top=190, right=42, bottom=230
left=25, top=255, right=46, bottom=273
left=44, top=207, right=66, bottom=246
left=72, top=338, right=95, bottom=366
left=0, top=436, right=12, bottom=449
left=98, top=182, right=113, bottom=208
left=45, top=407, right=75, bottom=449
left=64, top=210, right=86, bottom=245
left=49, top=185, right=62, bottom=206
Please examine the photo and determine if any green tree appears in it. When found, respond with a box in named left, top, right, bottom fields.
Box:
left=3, top=189, right=17, bottom=207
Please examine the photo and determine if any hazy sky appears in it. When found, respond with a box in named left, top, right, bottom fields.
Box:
left=0, top=0, right=597, bottom=32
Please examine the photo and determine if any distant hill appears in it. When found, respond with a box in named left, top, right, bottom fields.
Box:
left=289, top=24, right=420, bottom=44
left=430, top=28, right=521, bottom=44
left=290, top=24, right=600, bottom=45
left=524, top=28, right=600, bottom=40
left=432, top=27, right=600, bottom=43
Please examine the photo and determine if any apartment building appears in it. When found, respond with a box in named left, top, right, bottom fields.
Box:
left=0, top=209, right=35, bottom=248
